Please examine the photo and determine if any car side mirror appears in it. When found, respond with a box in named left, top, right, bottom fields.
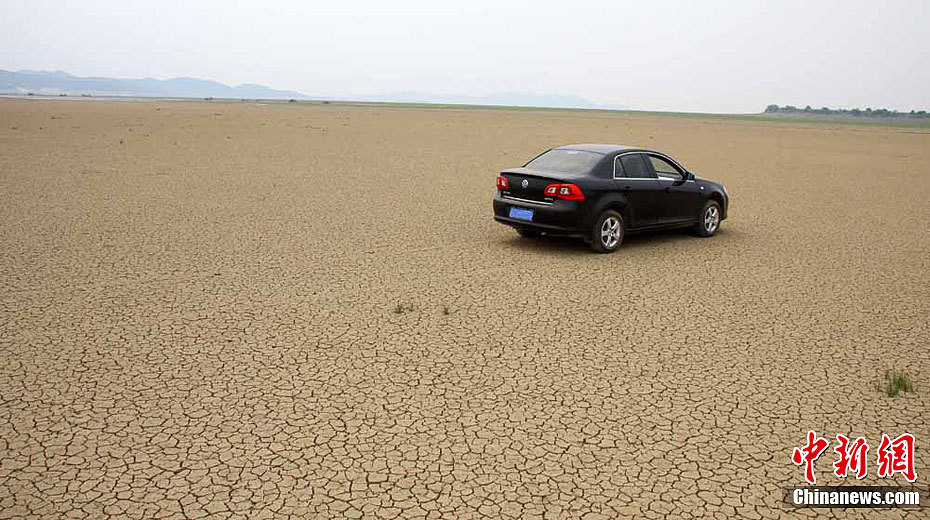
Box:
left=685, top=171, right=695, bottom=181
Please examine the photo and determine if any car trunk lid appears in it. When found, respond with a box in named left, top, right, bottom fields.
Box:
left=500, top=168, right=579, bottom=202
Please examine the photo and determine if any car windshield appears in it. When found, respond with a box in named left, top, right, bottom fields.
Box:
left=525, top=149, right=602, bottom=174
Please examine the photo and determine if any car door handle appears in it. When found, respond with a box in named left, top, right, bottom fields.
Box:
left=664, top=186, right=671, bottom=191
left=622, top=185, right=632, bottom=191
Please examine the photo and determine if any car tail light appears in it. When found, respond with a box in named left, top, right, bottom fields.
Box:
left=496, top=175, right=509, bottom=190
left=544, top=183, right=584, bottom=200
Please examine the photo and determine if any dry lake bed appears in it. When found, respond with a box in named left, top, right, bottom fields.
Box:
left=1, top=99, right=928, bottom=518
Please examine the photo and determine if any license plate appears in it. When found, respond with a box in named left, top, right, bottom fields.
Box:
left=509, top=207, right=534, bottom=221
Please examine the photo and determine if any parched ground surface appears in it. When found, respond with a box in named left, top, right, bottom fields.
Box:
left=0, top=99, right=928, bottom=519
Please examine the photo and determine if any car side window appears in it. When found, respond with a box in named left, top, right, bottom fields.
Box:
left=648, top=155, right=683, bottom=181
left=613, top=155, right=626, bottom=178
left=619, top=154, right=652, bottom=178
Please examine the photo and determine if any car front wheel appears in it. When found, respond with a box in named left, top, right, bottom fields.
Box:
left=695, top=200, right=722, bottom=237
left=589, top=210, right=624, bottom=253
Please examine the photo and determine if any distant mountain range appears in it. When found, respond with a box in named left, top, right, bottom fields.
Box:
left=352, top=91, right=625, bottom=110
left=0, top=69, right=624, bottom=110
left=0, top=70, right=311, bottom=100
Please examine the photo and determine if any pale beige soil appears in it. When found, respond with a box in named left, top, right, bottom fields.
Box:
left=0, top=99, right=928, bottom=518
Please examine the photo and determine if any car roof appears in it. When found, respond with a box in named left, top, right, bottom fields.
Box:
left=553, top=143, right=649, bottom=155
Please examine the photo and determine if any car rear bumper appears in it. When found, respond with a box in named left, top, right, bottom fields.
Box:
left=492, top=193, right=587, bottom=236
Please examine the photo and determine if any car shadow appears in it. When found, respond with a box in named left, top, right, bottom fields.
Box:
left=506, top=227, right=735, bottom=256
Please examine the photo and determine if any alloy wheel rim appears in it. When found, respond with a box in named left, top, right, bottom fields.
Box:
left=601, top=217, right=621, bottom=248
left=704, top=206, right=719, bottom=233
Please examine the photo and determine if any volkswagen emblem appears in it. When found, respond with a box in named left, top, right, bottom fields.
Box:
left=521, top=179, right=529, bottom=189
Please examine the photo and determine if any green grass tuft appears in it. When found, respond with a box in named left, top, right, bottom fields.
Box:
left=883, top=369, right=916, bottom=398
left=392, top=302, right=413, bottom=314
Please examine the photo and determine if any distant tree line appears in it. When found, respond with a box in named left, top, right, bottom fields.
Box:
left=765, top=104, right=929, bottom=119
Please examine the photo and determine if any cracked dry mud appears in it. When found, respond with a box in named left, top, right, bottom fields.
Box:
left=1, top=99, right=928, bottom=519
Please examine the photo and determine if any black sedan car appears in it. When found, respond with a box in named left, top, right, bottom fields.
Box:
left=493, top=144, right=729, bottom=253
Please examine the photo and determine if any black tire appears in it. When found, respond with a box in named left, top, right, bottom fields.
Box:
left=695, top=200, right=722, bottom=237
left=589, top=210, right=624, bottom=253
left=517, top=228, right=541, bottom=239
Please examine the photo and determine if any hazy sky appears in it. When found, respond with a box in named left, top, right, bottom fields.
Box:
left=2, top=0, right=928, bottom=113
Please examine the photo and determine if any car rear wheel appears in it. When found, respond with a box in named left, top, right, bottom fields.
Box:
left=695, top=200, right=722, bottom=237
left=589, top=210, right=624, bottom=253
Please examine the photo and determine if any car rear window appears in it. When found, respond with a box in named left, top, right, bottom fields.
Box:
left=525, top=149, right=602, bottom=174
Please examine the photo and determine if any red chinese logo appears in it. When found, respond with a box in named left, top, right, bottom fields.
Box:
left=792, top=430, right=829, bottom=485
left=877, top=433, right=916, bottom=482
left=792, top=431, right=917, bottom=484
left=833, top=435, right=869, bottom=479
